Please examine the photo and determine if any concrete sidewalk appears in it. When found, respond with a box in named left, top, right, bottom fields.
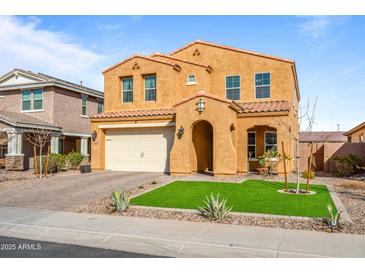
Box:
left=0, top=206, right=364, bottom=258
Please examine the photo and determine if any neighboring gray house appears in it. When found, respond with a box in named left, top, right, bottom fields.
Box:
left=0, top=68, right=104, bottom=170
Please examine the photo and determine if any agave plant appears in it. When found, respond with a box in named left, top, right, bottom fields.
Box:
left=324, top=203, right=341, bottom=231
left=111, top=188, right=130, bottom=212
left=198, top=193, right=232, bottom=221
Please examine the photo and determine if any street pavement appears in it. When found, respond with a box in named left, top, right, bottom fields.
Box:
left=0, top=235, right=164, bottom=258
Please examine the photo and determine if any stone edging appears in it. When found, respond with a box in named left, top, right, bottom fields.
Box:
left=326, top=184, right=352, bottom=223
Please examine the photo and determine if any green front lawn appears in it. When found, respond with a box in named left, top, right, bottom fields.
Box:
left=131, top=180, right=336, bottom=218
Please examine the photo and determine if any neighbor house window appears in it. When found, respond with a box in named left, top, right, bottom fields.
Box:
left=187, top=74, right=196, bottom=84
left=81, top=95, right=87, bottom=116
left=144, top=75, right=156, bottom=101
left=122, top=78, right=133, bottom=103
left=360, top=134, right=364, bottom=143
left=97, top=98, right=104, bottom=114
left=22, top=89, right=43, bottom=111
left=265, top=131, right=277, bottom=152
left=59, top=138, right=64, bottom=154
left=255, top=72, right=271, bottom=99
left=33, top=89, right=43, bottom=110
left=22, top=90, right=31, bottom=111
left=226, top=75, right=240, bottom=100
left=247, top=132, right=256, bottom=159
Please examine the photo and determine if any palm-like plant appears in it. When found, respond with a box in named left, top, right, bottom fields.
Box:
left=198, top=193, right=232, bottom=221
left=324, top=203, right=341, bottom=231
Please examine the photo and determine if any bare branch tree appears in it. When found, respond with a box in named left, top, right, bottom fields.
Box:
left=23, top=128, right=53, bottom=178
left=273, top=96, right=318, bottom=194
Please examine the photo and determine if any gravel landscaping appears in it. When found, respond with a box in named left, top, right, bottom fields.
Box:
left=0, top=169, right=80, bottom=192
left=75, top=173, right=365, bottom=235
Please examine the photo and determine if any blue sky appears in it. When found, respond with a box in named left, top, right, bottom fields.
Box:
left=0, top=15, right=364, bottom=131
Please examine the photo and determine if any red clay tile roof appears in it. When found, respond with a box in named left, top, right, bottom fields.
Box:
left=91, top=109, right=175, bottom=119
left=299, top=132, right=347, bottom=143
left=238, top=100, right=291, bottom=113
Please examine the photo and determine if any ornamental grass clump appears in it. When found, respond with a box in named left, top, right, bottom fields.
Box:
left=198, top=193, right=232, bottom=221
left=111, top=188, right=130, bottom=212
left=324, top=203, right=341, bottom=231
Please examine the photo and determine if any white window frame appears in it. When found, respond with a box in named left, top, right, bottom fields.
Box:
left=144, top=75, right=157, bottom=102
left=254, top=72, right=271, bottom=100
left=122, top=77, right=133, bottom=103
left=247, top=131, right=256, bottom=160
left=264, top=131, right=277, bottom=153
left=81, top=95, right=88, bottom=117
left=186, top=74, right=197, bottom=85
left=225, top=75, right=240, bottom=101
left=360, top=134, right=364, bottom=143
left=21, top=89, right=44, bottom=112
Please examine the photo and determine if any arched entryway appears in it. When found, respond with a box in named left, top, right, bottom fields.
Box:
left=192, top=120, right=213, bottom=173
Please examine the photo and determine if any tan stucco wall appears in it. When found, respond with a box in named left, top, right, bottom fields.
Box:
left=170, top=96, right=237, bottom=175
left=104, top=57, right=210, bottom=112
left=171, top=43, right=299, bottom=107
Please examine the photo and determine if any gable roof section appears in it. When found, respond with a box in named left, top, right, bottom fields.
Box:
left=0, top=111, right=62, bottom=131
left=299, top=131, right=347, bottom=143
left=170, top=40, right=295, bottom=64
left=151, top=53, right=211, bottom=69
left=102, top=54, right=177, bottom=74
left=344, top=121, right=365, bottom=136
left=0, top=68, right=103, bottom=98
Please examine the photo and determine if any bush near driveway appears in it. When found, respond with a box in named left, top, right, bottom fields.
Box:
left=131, top=180, right=337, bottom=218
left=66, top=151, right=85, bottom=170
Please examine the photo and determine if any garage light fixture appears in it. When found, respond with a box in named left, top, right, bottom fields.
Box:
left=196, top=98, right=205, bottom=113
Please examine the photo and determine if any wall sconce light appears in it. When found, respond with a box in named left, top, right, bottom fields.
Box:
left=195, top=98, right=205, bottom=113
left=92, top=130, right=97, bottom=142
left=177, top=126, right=184, bottom=139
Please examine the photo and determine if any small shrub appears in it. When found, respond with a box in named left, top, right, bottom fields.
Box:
left=111, top=188, right=130, bottom=212
left=301, top=170, right=315, bottom=179
left=324, top=203, right=341, bottom=231
left=66, top=151, right=85, bottom=170
left=333, top=154, right=362, bottom=177
left=198, top=193, right=232, bottom=221
left=34, top=153, right=66, bottom=174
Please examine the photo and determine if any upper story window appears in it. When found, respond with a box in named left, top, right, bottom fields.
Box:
left=187, top=74, right=196, bottom=84
left=226, top=75, right=240, bottom=100
left=247, top=132, right=256, bottom=159
left=144, top=75, right=156, bottom=101
left=22, top=89, right=43, bottom=111
left=81, top=95, right=87, bottom=116
left=122, top=78, right=133, bottom=103
left=255, top=72, right=271, bottom=99
left=97, top=98, right=104, bottom=114
left=265, top=131, right=277, bottom=152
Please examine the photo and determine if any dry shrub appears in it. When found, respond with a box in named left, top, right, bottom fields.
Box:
left=336, top=181, right=365, bottom=190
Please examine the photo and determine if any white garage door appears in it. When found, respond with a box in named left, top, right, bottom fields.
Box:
left=105, top=127, right=175, bottom=172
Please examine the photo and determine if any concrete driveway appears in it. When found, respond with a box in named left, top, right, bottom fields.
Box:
left=0, top=171, right=163, bottom=211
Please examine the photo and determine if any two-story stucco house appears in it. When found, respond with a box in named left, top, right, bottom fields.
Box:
left=0, top=69, right=104, bottom=170
left=90, top=40, right=300, bottom=175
